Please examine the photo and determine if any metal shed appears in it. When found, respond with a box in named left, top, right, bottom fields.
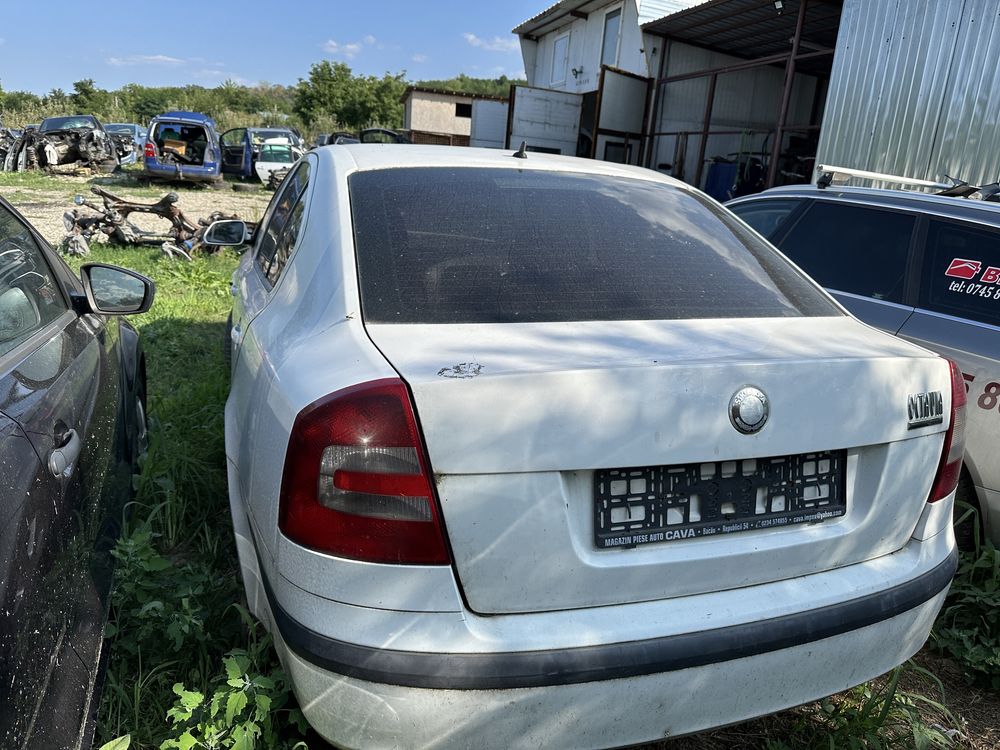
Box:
left=643, top=0, right=842, bottom=198
left=642, top=0, right=1000, bottom=198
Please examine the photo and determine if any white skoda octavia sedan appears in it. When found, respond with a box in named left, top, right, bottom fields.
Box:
left=217, top=145, right=962, bottom=750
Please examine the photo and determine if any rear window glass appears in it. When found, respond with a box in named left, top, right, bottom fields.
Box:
left=349, top=168, right=839, bottom=324
left=775, top=201, right=914, bottom=304
left=919, top=219, right=1000, bottom=327
left=729, top=199, right=804, bottom=239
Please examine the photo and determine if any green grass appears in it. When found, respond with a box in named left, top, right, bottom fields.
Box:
left=64, top=246, right=310, bottom=749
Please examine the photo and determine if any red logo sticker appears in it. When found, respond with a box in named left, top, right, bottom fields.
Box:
left=945, top=258, right=982, bottom=279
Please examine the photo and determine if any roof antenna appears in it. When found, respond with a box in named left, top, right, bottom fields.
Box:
left=512, top=140, right=528, bottom=159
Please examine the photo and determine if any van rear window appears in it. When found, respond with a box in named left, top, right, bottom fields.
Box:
left=349, top=168, right=839, bottom=324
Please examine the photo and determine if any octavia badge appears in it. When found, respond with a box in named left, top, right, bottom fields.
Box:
left=730, top=386, right=769, bottom=434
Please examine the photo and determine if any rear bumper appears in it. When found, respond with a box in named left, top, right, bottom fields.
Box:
left=264, top=549, right=956, bottom=691
left=270, top=584, right=950, bottom=750
left=143, top=161, right=220, bottom=182
left=247, top=526, right=956, bottom=749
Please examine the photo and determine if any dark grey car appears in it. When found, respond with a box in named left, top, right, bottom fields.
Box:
left=0, top=196, right=153, bottom=748
left=728, top=186, right=1000, bottom=545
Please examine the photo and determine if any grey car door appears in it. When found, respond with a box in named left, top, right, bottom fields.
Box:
left=0, top=201, right=119, bottom=749
left=898, top=217, right=1000, bottom=521
left=764, top=199, right=919, bottom=334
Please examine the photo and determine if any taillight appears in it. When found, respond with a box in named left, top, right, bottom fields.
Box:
left=928, top=360, right=967, bottom=503
left=144, top=142, right=155, bottom=159
left=278, top=379, right=450, bottom=564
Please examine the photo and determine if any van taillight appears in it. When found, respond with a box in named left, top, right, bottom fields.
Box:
left=144, top=143, right=155, bottom=159
left=928, top=360, right=967, bottom=503
left=278, top=379, right=450, bottom=564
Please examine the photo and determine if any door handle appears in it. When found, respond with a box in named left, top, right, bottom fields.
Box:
left=231, top=322, right=243, bottom=346
left=48, top=429, right=82, bottom=476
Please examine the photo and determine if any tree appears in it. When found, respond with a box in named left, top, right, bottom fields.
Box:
left=72, top=79, right=112, bottom=114
left=294, top=62, right=406, bottom=130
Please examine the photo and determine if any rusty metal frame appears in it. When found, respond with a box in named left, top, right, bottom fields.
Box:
left=646, top=0, right=834, bottom=187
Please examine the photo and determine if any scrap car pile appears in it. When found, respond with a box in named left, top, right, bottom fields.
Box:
left=0, top=115, right=132, bottom=174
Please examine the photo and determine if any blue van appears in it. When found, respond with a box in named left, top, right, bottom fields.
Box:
left=143, top=111, right=222, bottom=184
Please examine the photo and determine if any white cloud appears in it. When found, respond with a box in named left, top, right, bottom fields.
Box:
left=323, top=40, right=362, bottom=58
left=462, top=32, right=519, bottom=53
left=323, top=35, right=378, bottom=59
left=412, top=53, right=428, bottom=63
left=107, top=54, right=186, bottom=66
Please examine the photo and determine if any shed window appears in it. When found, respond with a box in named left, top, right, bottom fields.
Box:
left=455, top=102, right=472, bottom=118
left=551, top=33, right=570, bottom=85
left=601, top=8, right=622, bottom=67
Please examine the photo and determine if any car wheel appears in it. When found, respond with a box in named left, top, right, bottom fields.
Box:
left=953, top=469, right=982, bottom=552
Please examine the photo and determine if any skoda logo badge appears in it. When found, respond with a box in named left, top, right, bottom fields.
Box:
left=730, top=386, right=769, bottom=434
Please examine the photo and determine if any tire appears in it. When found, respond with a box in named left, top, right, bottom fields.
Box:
left=953, top=469, right=982, bottom=552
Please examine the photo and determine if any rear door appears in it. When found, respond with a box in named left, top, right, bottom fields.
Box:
left=221, top=128, right=249, bottom=176
left=770, top=199, right=919, bottom=333
left=899, top=216, right=1000, bottom=501
left=0, top=201, right=119, bottom=748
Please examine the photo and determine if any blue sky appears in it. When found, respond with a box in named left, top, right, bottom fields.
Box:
left=0, top=1, right=543, bottom=94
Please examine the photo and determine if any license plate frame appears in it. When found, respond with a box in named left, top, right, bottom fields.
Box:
left=594, top=450, right=847, bottom=550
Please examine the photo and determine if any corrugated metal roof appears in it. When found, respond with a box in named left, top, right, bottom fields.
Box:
left=515, top=0, right=703, bottom=35
left=513, top=0, right=591, bottom=35
left=402, top=86, right=508, bottom=104
left=638, top=0, right=706, bottom=26
left=643, top=0, right=842, bottom=63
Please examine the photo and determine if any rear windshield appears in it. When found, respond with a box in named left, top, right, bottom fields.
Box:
left=349, top=168, right=840, bottom=324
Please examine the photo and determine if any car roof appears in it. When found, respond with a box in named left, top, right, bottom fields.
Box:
left=320, top=144, right=687, bottom=186
left=153, top=111, right=215, bottom=125
left=733, top=184, right=1000, bottom=225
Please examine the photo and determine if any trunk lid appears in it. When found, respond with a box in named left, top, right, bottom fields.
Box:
left=366, top=317, right=951, bottom=614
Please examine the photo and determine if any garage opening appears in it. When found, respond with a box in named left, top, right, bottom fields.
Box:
left=644, top=0, right=843, bottom=200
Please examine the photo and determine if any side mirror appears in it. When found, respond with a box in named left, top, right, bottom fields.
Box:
left=203, top=219, right=250, bottom=246
left=80, top=263, right=155, bottom=315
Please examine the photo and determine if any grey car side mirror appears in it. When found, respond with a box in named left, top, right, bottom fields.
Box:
left=79, top=263, right=156, bottom=315
left=204, top=219, right=250, bottom=246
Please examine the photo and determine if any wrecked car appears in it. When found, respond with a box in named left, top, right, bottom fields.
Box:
left=143, top=111, right=223, bottom=185
left=254, top=143, right=300, bottom=185
left=105, top=122, right=148, bottom=165
left=1, top=115, right=130, bottom=174
left=61, top=185, right=250, bottom=260
left=221, top=127, right=304, bottom=179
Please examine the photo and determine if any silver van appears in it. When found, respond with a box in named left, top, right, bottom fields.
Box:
left=728, top=185, right=1000, bottom=545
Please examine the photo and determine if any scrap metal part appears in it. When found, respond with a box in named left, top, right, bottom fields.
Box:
left=60, top=186, right=253, bottom=260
